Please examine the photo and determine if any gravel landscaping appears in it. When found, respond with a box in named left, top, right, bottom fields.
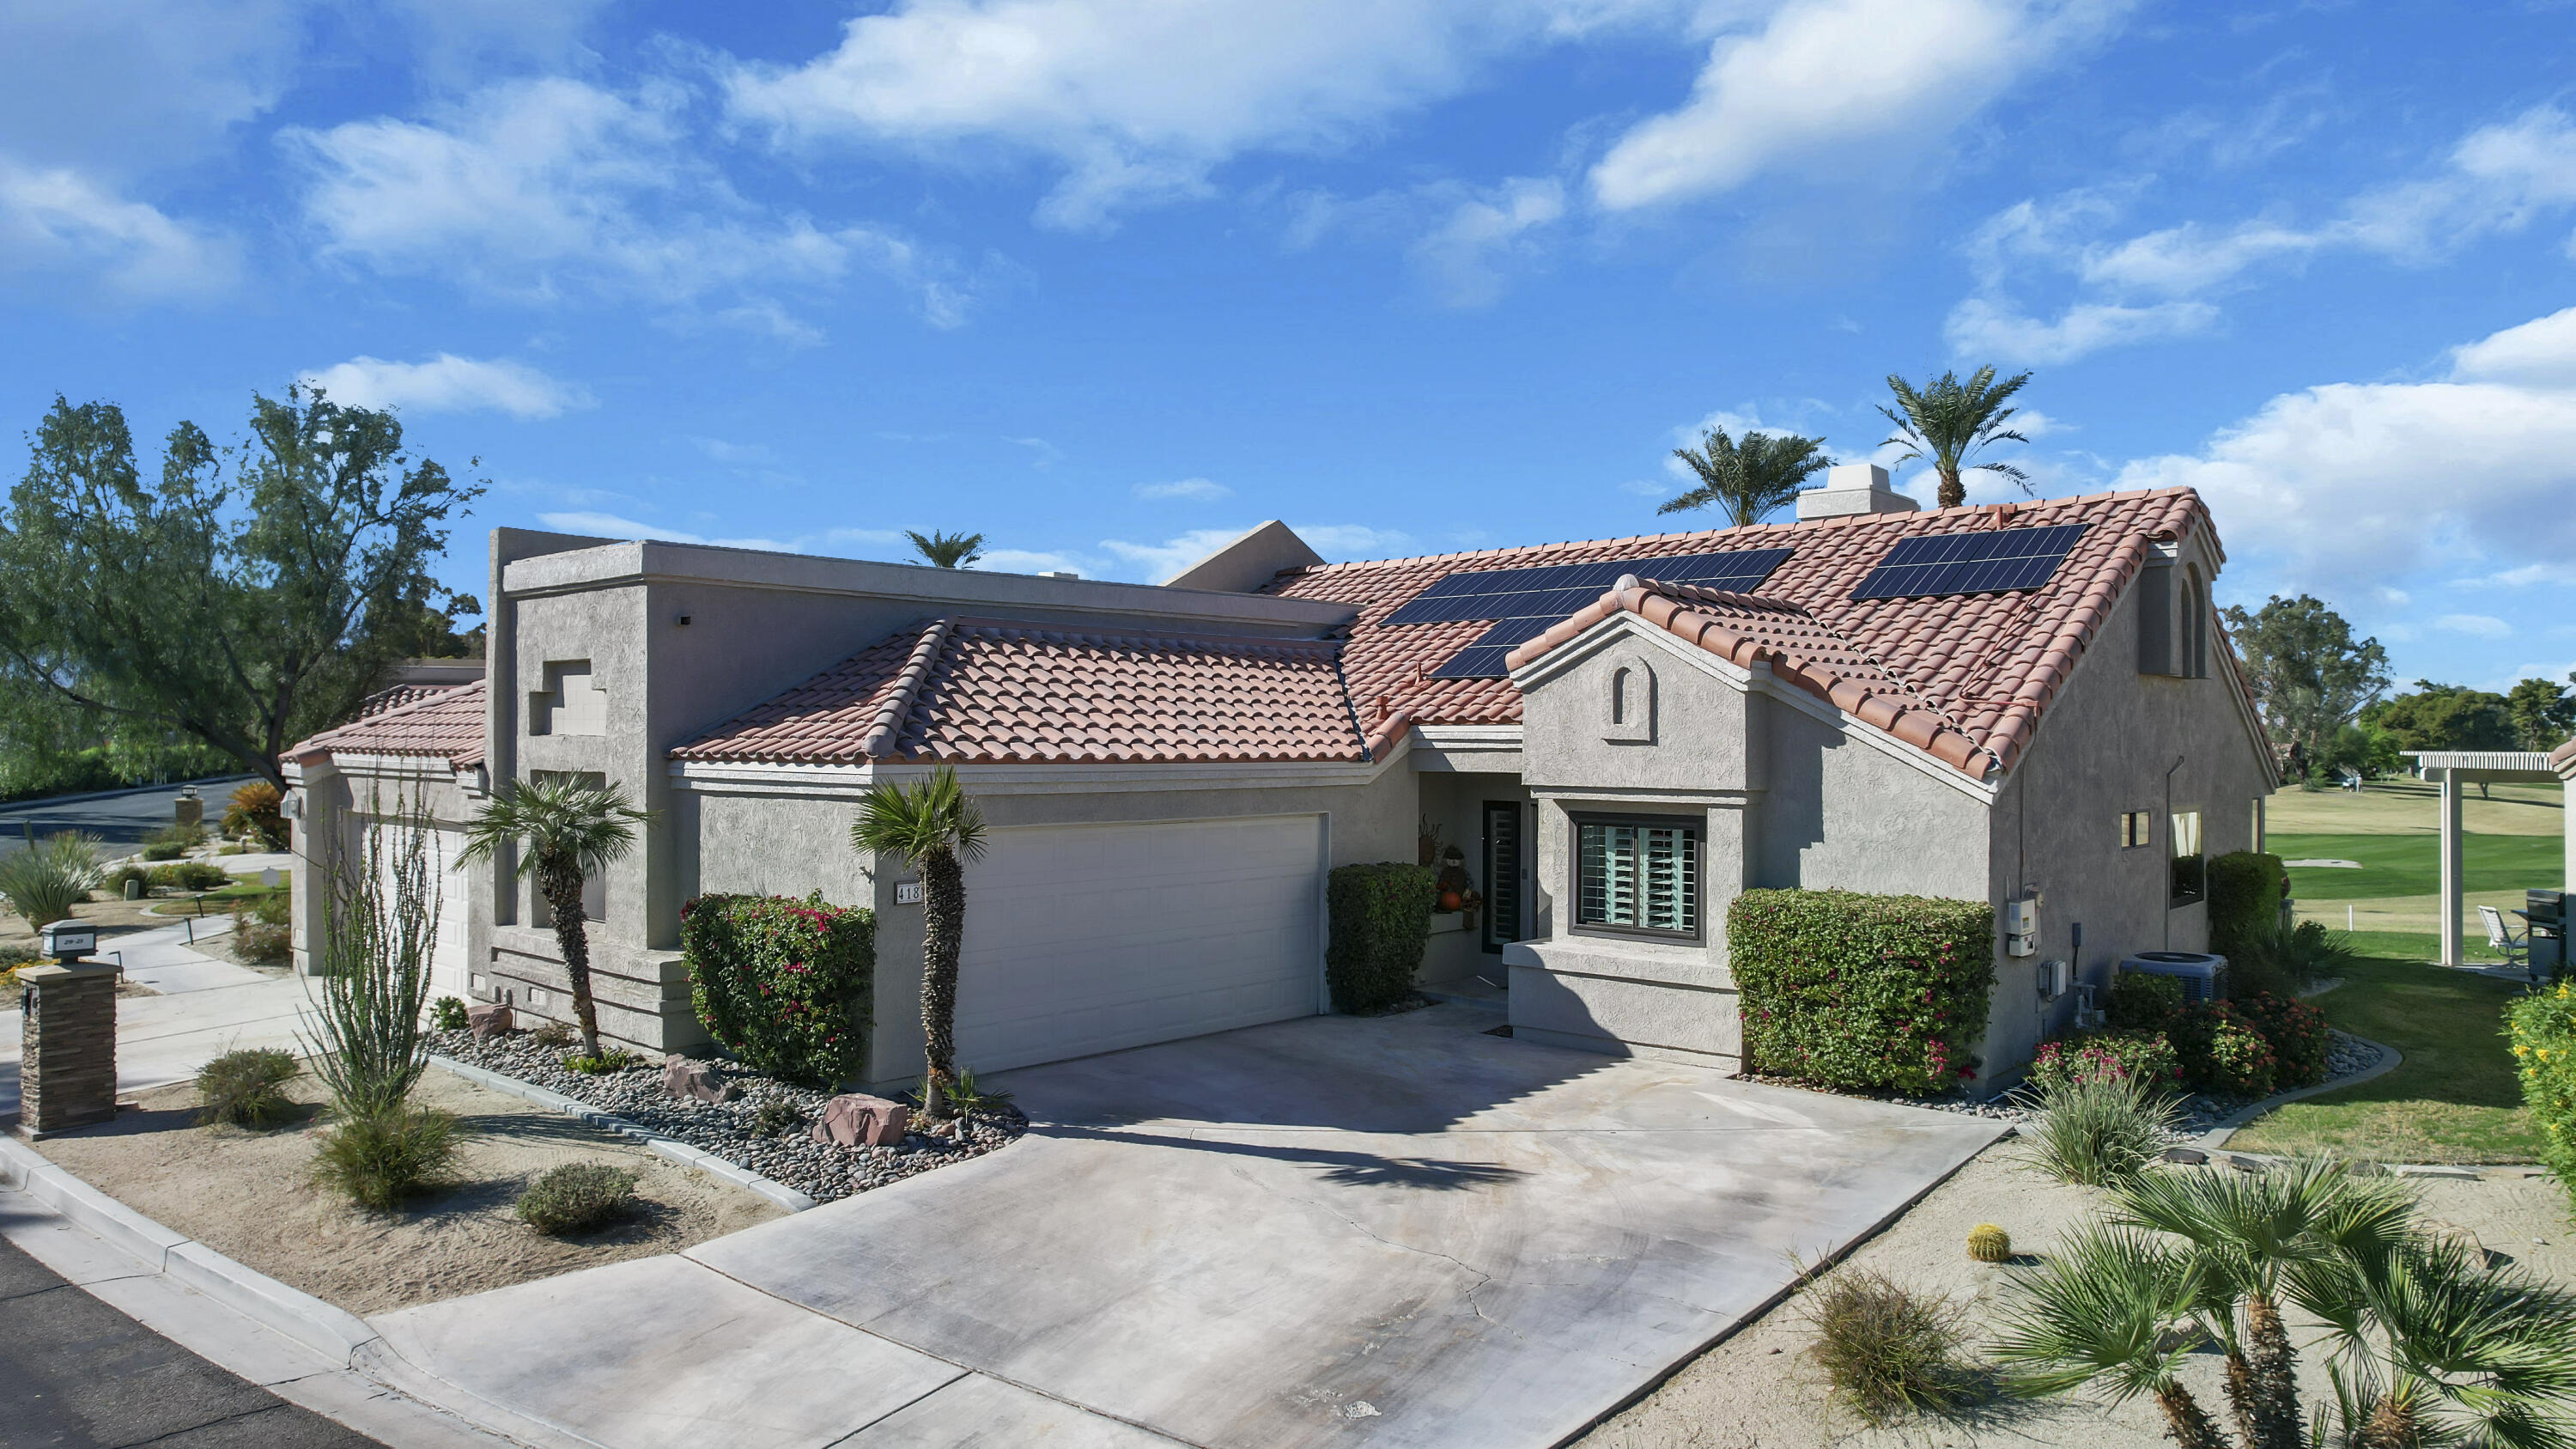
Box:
left=429, top=1028, right=1029, bottom=1205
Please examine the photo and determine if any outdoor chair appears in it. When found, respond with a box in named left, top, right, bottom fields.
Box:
left=2480, top=904, right=2530, bottom=971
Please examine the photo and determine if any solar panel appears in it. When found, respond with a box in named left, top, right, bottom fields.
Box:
left=1380, top=547, right=1794, bottom=679
left=1850, top=524, right=2087, bottom=601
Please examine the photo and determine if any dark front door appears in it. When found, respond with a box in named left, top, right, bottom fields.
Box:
left=1482, top=800, right=1523, bottom=954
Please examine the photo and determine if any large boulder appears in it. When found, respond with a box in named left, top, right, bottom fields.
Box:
left=466, top=1002, right=513, bottom=1042
left=811, top=1093, right=909, bottom=1148
left=664, top=1055, right=742, bottom=1105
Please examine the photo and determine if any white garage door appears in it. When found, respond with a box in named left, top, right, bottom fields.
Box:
left=951, top=814, right=1326, bottom=1075
left=361, top=819, right=472, bottom=1002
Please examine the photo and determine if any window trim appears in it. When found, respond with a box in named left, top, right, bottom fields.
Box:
left=2119, top=810, right=2154, bottom=849
left=1568, top=810, right=1706, bottom=944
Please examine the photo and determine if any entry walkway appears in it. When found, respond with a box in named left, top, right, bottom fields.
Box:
left=1, top=918, right=307, bottom=1117
left=361, top=1005, right=2004, bottom=1448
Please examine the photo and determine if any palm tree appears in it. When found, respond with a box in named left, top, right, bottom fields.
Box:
left=907, top=530, right=985, bottom=569
left=1990, top=1222, right=2231, bottom=1449
left=849, top=766, right=987, bottom=1118
left=2293, top=1232, right=2576, bottom=1447
left=457, top=776, right=650, bottom=1059
left=1879, top=366, right=2034, bottom=509
left=1657, top=426, right=1834, bottom=527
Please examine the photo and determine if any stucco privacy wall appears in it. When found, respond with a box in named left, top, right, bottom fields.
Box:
left=1980, top=537, right=2273, bottom=1083
left=286, top=755, right=483, bottom=999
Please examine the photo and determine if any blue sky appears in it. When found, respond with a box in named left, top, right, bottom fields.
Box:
left=5, top=0, right=2574, bottom=694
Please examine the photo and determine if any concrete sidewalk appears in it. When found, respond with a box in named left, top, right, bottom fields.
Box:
left=2, top=918, right=307, bottom=1117
left=360, top=1006, right=2005, bottom=1449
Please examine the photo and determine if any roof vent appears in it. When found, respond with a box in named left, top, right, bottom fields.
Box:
left=1795, top=464, right=1922, bottom=521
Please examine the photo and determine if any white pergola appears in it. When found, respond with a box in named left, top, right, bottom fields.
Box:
left=2403, top=747, right=2576, bottom=967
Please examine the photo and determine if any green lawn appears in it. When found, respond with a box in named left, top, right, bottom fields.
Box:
left=2224, top=947, right=2542, bottom=1164
left=2267, top=831, right=2564, bottom=902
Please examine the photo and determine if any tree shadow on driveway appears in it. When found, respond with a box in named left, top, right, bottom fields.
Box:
left=1037, top=1123, right=1528, bottom=1191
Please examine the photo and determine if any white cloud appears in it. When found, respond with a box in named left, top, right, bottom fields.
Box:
left=2437, top=613, right=2513, bottom=639
left=1133, top=477, right=1230, bottom=502
left=694, top=436, right=777, bottom=465
left=1955, top=107, right=2576, bottom=363
left=284, top=77, right=975, bottom=332
left=2112, top=304, right=2576, bottom=589
left=0, top=159, right=238, bottom=301
left=299, top=353, right=592, bottom=418
left=534, top=510, right=793, bottom=551
left=0, top=0, right=304, bottom=174
left=1590, top=0, right=2125, bottom=210
left=1291, top=522, right=1414, bottom=557
left=1099, top=527, right=1252, bottom=581
left=1408, top=175, right=1565, bottom=307
left=979, top=547, right=1090, bottom=575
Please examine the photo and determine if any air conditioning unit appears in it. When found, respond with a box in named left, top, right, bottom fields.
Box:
left=2119, top=950, right=2225, bottom=1002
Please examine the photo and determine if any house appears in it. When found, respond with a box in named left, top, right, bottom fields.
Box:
left=285, top=466, right=2276, bottom=1093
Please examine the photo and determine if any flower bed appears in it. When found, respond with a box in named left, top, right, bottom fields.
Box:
left=430, top=1028, right=1025, bottom=1205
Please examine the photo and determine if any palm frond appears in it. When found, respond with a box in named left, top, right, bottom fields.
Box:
left=850, top=766, right=988, bottom=867
left=1990, top=1223, right=2202, bottom=1405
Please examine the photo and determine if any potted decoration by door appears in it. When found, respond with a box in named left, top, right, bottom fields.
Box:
left=1435, top=845, right=1472, bottom=911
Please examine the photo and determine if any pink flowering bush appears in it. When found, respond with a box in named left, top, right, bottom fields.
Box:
left=2026, top=1030, right=2184, bottom=1093
left=683, top=892, right=874, bottom=1086
left=1730, top=890, right=1996, bottom=1097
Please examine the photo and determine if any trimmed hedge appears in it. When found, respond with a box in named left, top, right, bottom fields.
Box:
left=1326, top=863, right=1437, bottom=1014
left=2206, top=850, right=2286, bottom=960
left=1730, top=889, right=1996, bottom=1096
left=683, top=892, right=875, bottom=1087
left=2230, top=990, right=2329, bottom=1088
left=2512, top=983, right=2576, bottom=1209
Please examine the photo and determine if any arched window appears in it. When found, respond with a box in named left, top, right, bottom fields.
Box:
left=1610, top=666, right=1632, bottom=726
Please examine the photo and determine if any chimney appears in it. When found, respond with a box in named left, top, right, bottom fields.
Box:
left=1795, top=464, right=1923, bottom=521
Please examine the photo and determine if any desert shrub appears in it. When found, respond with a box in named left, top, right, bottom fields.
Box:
left=222, top=781, right=287, bottom=848
left=2105, top=968, right=2187, bottom=1032
left=749, top=1098, right=805, bottom=1135
left=429, top=996, right=470, bottom=1032
left=2026, top=1030, right=2183, bottom=1093
left=2231, top=990, right=2330, bottom=1087
left=1731, top=889, right=1996, bottom=1096
left=107, top=864, right=155, bottom=898
left=2016, top=1075, right=2176, bottom=1186
left=302, top=801, right=440, bottom=1119
left=0, top=831, right=104, bottom=924
left=514, top=1163, right=639, bottom=1234
left=140, top=839, right=187, bottom=861
left=313, top=1105, right=459, bottom=1209
left=1803, top=1268, right=1978, bottom=1423
left=147, top=861, right=229, bottom=891
left=2229, top=917, right=2354, bottom=999
left=0, top=942, right=33, bottom=968
left=563, top=1048, right=646, bottom=1074
left=2206, top=849, right=2287, bottom=960
left=195, top=1047, right=301, bottom=1128
left=529, top=1019, right=575, bottom=1049
left=1324, top=862, right=1437, bottom=1014
left=685, top=892, right=877, bottom=1087
left=231, top=890, right=290, bottom=964
left=940, top=1067, right=1012, bottom=1116
left=2512, top=983, right=2576, bottom=1207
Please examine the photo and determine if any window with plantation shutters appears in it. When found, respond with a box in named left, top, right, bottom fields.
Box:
left=1573, top=816, right=1701, bottom=940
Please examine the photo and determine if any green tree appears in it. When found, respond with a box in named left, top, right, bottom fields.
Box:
left=458, top=776, right=651, bottom=1060
left=2220, top=596, right=2392, bottom=770
left=850, top=766, right=987, bottom=1118
left=2505, top=675, right=2576, bottom=752
left=906, top=530, right=985, bottom=569
left=2364, top=682, right=2517, bottom=754
left=0, top=388, right=482, bottom=794
left=1878, top=365, right=2033, bottom=509
left=1657, top=425, right=1835, bottom=527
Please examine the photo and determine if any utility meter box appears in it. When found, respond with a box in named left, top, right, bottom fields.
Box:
left=2002, top=897, right=2039, bottom=957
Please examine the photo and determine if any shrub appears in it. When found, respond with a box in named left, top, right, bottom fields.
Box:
left=684, top=892, right=876, bottom=1087
left=141, top=840, right=187, bottom=861
left=231, top=890, right=290, bottom=964
left=223, top=781, right=287, bottom=848
left=313, top=1105, right=459, bottom=1209
left=1324, top=862, right=1437, bottom=1014
left=302, top=803, right=441, bottom=1119
left=2190, top=1001, right=2280, bottom=1098
left=147, top=861, right=229, bottom=892
left=2026, top=1030, right=2183, bottom=1093
left=2229, top=917, right=2354, bottom=998
left=2231, top=990, right=2330, bottom=1087
left=940, top=1067, right=1011, bottom=1116
left=2016, top=1075, right=2176, bottom=1186
left=1731, top=890, right=1996, bottom=1096
left=1802, top=1268, right=1978, bottom=1423
left=563, top=1048, right=646, bottom=1074
left=0, top=831, right=104, bottom=924
left=196, top=1047, right=300, bottom=1128
left=749, top=1098, right=805, bottom=1135
left=529, top=1019, right=575, bottom=1049
left=514, top=1163, right=639, bottom=1234
left=430, top=996, right=470, bottom=1032
left=2105, top=969, right=2187, bottom=1032
left=1966, top=1224, right=2012, bottom=1263
left=2206, top=849, right=2287, bottom=960
left=2512, top=984, right=2576, bottom=1207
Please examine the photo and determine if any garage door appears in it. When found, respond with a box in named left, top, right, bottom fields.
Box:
left=951, top=814, right=1325, bottom=1075
left=361, top=819, right=472, bottom=1002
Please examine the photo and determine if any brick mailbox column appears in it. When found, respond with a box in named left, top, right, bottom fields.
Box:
left=16, top=964, right=119, bottom=1137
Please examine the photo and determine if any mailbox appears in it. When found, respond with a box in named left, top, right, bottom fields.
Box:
left=38, top=919, right=97, bottom=961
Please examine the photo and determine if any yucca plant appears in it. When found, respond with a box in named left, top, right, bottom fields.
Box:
left=0, top=828, right=104, bottom=925
left=2016, top=1073, right=2178, bottom=1187
left=851, top=766, right=986, bottom=1119
left=459, top=776, right=650, bottom=1059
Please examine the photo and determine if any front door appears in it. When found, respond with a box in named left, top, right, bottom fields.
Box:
left=1482, top=801, right=1523, bottom=954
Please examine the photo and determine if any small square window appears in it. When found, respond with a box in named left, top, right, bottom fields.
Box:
left=2168, top=810, right=2205, bottom=907
left=1573, top=814, right=1701, bottom=941
left=2118, top=811, right=2154, bottom=849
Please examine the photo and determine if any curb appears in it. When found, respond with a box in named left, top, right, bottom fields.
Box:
left=0, top=1134, right=380, bottom=1364
left=2193, top=1032, right=2404, bottom=1149
left=428, top=1056, right=819, bottom=1214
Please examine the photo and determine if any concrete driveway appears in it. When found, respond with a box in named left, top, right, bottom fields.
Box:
left=363, top=1004, right=2005, bottom=1448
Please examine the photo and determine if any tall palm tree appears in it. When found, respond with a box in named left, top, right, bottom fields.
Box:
left=1990, top=1222, right=2231, bottom=1449
left=906, top=530, right=985, bottom=569
left=457, top=776, right=650, bottom=1059
left=1879, top=365, right=2034, bottom=509
left=850, top=766, right=987, bottom=1118
left=1657, top=426, right=1834, bottom=527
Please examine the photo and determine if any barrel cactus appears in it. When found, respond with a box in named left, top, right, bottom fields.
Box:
left=1966, top=1223, right=2012, bottom=1263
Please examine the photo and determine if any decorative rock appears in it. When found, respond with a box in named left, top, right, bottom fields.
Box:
left=467, top=1002, right=513, bottom=1042
left=2161, top=1147, right=2208, bottom=1166
left=665, top=1054, right=743, bottom=1105
left=2226, top=1154, right=2265, bottom=1173
left=811, top=1093, right=909, bottom=1148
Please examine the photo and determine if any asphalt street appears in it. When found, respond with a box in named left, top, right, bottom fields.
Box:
left=0, top=778, right=252, bottom=861
left=0, top=1235, right=380, bottom=1448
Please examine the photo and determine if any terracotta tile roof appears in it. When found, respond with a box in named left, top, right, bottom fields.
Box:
left=292, top=679, right=486, bottom=770
left=674, top=619, right=1368, bottom=766
left=355, top=681, right=462, bottom=718
left=1272, top=488, right=2233, bottom=778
